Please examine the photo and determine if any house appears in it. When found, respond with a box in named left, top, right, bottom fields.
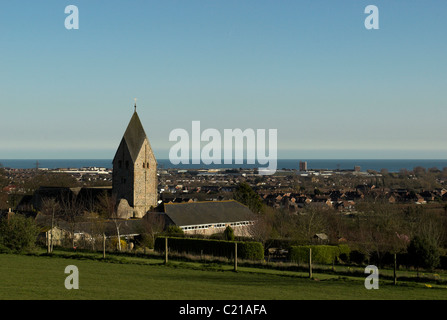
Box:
left=149, top=200, right=255, bottom=237
left=313, top=233, right=329, bottom=244
left=35, top=213, right=144, bottom=247
left=419, top=191, right=435, bottom=202
left=38, top=225, right=71, bottom=247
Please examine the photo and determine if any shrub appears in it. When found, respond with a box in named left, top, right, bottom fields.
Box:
left=337, top=244, right=351, bottom=263
left=407, top=236, right=440, bottom=271
left=0, top=214, right=40, bottom=253
left=154, top=237, right=264, bottom=261
left=237, top=241, right=264, bottom=260
left=440, top=256, right=447, bottom=270
left=135, top=233, right=155, bottom=249
left=164, top=225, right=185, bottom=237
left=349, top=250, right=368, bottom=265
left=223, top=226, right=235, bottom=241
left=288, top=245, right=345, bottom=265
left=265, top=238, right=307, bottom=249
left=109, top=238, right=127, bottom=251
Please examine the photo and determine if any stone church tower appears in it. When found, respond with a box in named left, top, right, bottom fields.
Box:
left=112, top=107, right=158, bottom=218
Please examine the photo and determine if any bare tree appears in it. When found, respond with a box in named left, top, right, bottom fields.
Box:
left=350, top=198, right=408, bottom=266
left=97, top=192, right=123, bottom=251
left=272, top=208, right=295, bottom=239
left=247, top=208, right=274, bottom=246
left=141, top=212, right=165, bottom=248
left=84, top=210, right=108, bottom=252
left=294, top=207, right=328, bottom=244
left=41, top=197, right=61, bottom=253
left=415, top=210, right=445, bottom=249
left=60, top=190, right=85, bottom=248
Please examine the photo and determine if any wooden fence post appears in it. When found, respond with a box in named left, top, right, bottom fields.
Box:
left=234, top=242, right=238, bottom=272
left=309, top=247, right=312, bottom=279
left=165, top=237, right=168, bottom=264
left=47, top=231, right=51, bottom=254
left=103, top=233, right=106, bottom=259
left=393, top=253, right=397, bottom=285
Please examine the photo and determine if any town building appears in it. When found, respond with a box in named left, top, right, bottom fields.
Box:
left=299, top=161, right=307, bottom=172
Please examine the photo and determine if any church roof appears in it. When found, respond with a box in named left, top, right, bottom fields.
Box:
left=119, top=111, right=148, bottom=162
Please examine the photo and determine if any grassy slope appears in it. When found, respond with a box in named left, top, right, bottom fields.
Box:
left=0, top=253, right=446, bottom=300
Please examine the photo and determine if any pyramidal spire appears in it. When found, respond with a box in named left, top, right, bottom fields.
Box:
left=122, top=111, right=147, bottom=162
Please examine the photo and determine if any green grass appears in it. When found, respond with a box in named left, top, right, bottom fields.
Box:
left=1, top=253, right=446, bottom=300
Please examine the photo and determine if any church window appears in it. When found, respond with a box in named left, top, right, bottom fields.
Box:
left=118, top=160, right=122, bottom=169
left=125, top=161, right=129, bottom=169
left=143, top=163, right=145, bottom=168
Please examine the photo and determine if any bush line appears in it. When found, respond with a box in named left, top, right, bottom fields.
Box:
left=154, top=236, right=264, bottom=261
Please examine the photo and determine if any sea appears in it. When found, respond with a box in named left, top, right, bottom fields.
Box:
left=1, top=159, right=447, bottom=173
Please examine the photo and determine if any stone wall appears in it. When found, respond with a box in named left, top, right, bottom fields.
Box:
left=133, top=140, right=158, bottom=218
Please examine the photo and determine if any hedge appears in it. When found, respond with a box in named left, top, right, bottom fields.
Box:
left=154, top=236, right=264, bottom=261
left=288, top=245, right=351, bottom=265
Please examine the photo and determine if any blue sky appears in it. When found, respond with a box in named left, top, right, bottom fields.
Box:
left=0, top=0, right=446, bottom=159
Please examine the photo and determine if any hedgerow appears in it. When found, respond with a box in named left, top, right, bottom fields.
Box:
left=154, top=236, right=264, bottom=261
left=288, top=245, right=351, bottom=265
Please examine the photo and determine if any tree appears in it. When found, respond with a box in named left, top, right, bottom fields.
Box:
left=233, top=182, right=263, bottom=214
left=141, top=212, right=166, bottom=248
left=294, top=207, right=328, bottom=244
left=97, top=192, right=123, bottom=251
left=247, top=207, right=275, bottom=246
left=271, top=208, right=295, bottom=239
left=84, top=210, right=107, bottom=252
left=0, top=214, right=40, bottom=252
left=60, top=190, right=85, bottom=248
left=41, top=198, right=61, bottom=253
left=349, top=198, right=408, bottom=266
left=0, top=164, right=9, bottom=210
left=408, top=236, right=440, bottom=272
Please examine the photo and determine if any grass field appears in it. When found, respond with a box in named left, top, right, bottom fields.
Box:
left=0, top=252, right=446, bottom=300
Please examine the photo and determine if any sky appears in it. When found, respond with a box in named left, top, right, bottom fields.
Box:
left=0, top=0, right=446, bottom=160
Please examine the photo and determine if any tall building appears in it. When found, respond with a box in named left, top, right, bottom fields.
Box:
left=299, top=161, right=307, bottom=172
left=112, top=106, right=158, bottom=218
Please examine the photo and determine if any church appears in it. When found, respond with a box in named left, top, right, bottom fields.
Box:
left=23, top=102, right=256, bottom=239
left=112, top=104, right=158, bottom=218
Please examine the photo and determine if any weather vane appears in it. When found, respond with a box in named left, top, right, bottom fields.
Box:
left=134, top=98, right=137, bottom=112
